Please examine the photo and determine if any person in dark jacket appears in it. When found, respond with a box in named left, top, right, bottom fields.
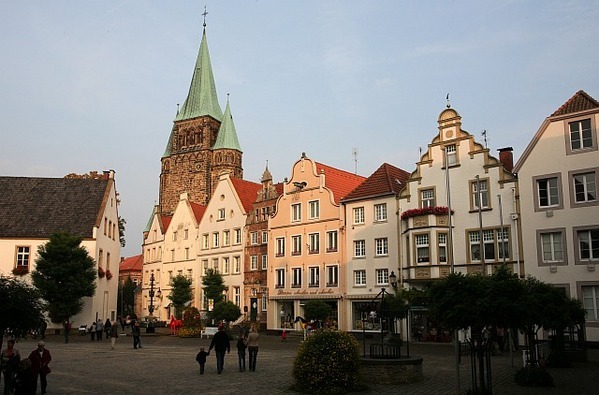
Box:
left=236, top=335, right=247, bottom=372
left=14, top=358, right=36, bottom=395
left=195, top=347, right=210, bottom=375
left=208, top=325, right=230, bottom=374
left=28, top=341, right=51, bottom=394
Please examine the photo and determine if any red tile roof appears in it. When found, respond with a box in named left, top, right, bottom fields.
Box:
left=230, top=178, right=262, bottom=213
left=161, top=215, right=172, bottom=232
left=342, top=163, right=410, bottom=202
left=120, top=254, right=143, bottom=272
left=314, top=162, right=366, bottom=204
left=190, top=201, right=207, bottom=223
left=551, top=90, right=599, bottom=116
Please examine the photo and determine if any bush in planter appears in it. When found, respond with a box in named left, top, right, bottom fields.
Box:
left=177, top=326, right=202, bottom=338
left=177, top=307, right=202, bottom=338
left=515, top=366, right=554, bottom=387
left=292, top=328, right=362, bottom=394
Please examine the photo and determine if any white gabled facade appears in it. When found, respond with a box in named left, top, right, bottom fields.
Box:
left=514, top=90, right=599, bottom=342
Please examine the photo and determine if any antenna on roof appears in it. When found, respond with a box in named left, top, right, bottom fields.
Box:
left=419, top=146, right=422, bottom=157
left=352, top=147, right=358, bottom=175
left=202, top=5, right=208, bottom=28
left=482, top=129, right=488, bottom=149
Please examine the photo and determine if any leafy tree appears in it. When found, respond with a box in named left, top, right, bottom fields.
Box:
left=118, top=217, right=126, bottom=247
left=212, top=300, right=241, bottom=323
left=31, top=232, right=97, bottom=324
left=64, top=171, right=104, bottom=179
left=202, top=268, right=226, bottom=307
left=304, top=300, right=332, bottom=325
left=168, top=274, right=192, bottom=319
left=118, top=276, right=137, bottom=317
left=0, top=276, right=45, bottom=350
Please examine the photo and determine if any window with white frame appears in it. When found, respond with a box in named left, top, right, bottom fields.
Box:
left=540, top=231, right=564, bottom=263
left=202, top=259, right=208, bottom=275
left=415, top=234, right=429, bottom=263
left=569, top=118, right=593, bottom=151
left=309, top=200, right=320, bottom=219
left=218, top=208, right=226, bottom=220
left=327, top=231, right=338, bottom=252
left=261, top=254, right=268, bottom=270
left=212, top=258, right=219, bottom=272
left=309, top=233, right=320, bottom=254
left=250, top=255, right=258, bottom=270
left=184, top=229, right=189, bottom=240
left=202, top=233, right=209, bottom=249
left=187, top=269, right=193, bottom=280
left=261, top=231, right=268, bottom=244
left=354, top=270, right=366, bottom=286
left=374, top=203, right=387, bottom=222
left=309, top=267, right=319, bottom=287
left=471, top=178, right=489, bottom=209
left=375, top=238, right=388, bottom=256
left=16, top=246, right=30, bottom=269
left=577, top=228, right=599, bottom=262
left=234, top=287, right=240, bottom=306
left=469, top=229, right=503, bottom=261
left=438, top=233, right=447, bottom=263
left=262, top=294, right=268, bottom=311
left=276, top=237, right=285, bottom=257
left=173, top=231, right=177, bottom=241
left=184, top=247, right=190, bottom=260
left=582, top=285, right=599, bottom=321
left=223, top=230, right=230, bottom=246
left=354, top=240, right=366, bottom=258
left=233, top=256, right=241, bottom=273
left=292, top=268, right=302, bottom=288
left=292, top=235, right=302, bottom=255
left=251, top=231, right=259, bottom=245
left=327, top=265, right=338, bottom=287
left=421, top=189, right=435, bottom=208
left=234, top=228, right=242, bottom=244
left=498, top=228, right=510, bottom=260
left=223, top=257, right=230, bottom=274
left=292, top=203, right=301, bottom=222
left=445, top=144, right=457, bottom=166
left=212, top=232, right=219, bottom=248
left=573, top=171, right=597, bottom=203
left=276, top=268, right=285, bottom=288
left=170, top=249, right=175, bottom=261
left=376, top=268, right=389, bottom=285
left=537, top=176, right=560, bottom=208
left=353, top=207, right=365, bottom=224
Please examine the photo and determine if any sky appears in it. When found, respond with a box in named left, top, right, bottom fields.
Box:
left=1, top=1, right=598, bottom=258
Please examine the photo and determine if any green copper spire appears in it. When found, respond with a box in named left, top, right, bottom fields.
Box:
left=144, top=205, right=156, bottom=233
left=213, top=96, right=242, bottom=152
left=162, top=129, right=174, bottom=158
left=175, top=27, right=223, bottom=122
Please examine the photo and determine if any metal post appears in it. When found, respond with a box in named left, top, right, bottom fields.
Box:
left=498, top=195, right=506, bottom=265
left=476, top=175, right=485, bottom=275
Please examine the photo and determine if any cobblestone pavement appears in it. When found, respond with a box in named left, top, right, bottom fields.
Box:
left=11, top=330, right=599, bottom=394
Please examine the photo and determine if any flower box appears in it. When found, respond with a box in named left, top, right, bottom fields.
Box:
left=401, top=206, right=451, bottom=220
left=98, top=266, right=106, bottom=278
left=12, top=266, right=29, bottom=276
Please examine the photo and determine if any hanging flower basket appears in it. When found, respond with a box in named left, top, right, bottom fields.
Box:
left=12, top=266, right=29, bottom=276
left=106, top=270, right=113, bottom=280
left=98, top=266, right=106, bottom=278
left=401, top=206, right=452, bottom=220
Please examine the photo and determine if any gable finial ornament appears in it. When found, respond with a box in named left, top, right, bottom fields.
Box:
left=202, top=5, right=208, bottom=28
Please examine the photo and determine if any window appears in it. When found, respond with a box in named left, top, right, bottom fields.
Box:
left=537, top=177, right=560, bottom=208
left=184, top=229, right=189, bottom=240
left=540, top=231, right=565, bottom=264
left=497, top=227, right=510, bottom=260
left=309, top=200, right=320, bottom=219
left=202, top=234, right=209, bottom=249
left=374, top=203, right=388, bottom=222
left=569, top=118, right=593, bottom=150
left=415, top=234, right=429, bottom=263
left=250, top=255, right=258, bottom=270
left=292, top=268, right=302, bottom=288
left=375, top=238, right=389, bottom=256
left=471, top=178, right=489, bottom=209
left=107, top=253, right=111, bottom=271
left=187, top=269, right=193, bottom=280
left=184, top=247, right=190, bottom=260
left=234, top=287, right=240, bottom=306
left=223, top=230, right=230, bottom=246
left=223, top=257, right=230, bottom=274
left=212, top=232, right=219, bottom=248
left=468, top=229, right=509, bottom=262
left=234, top=228, right=242, bottom=245
left=421, top=189, right=435, bottom=209
left=172, top=231, right=177, bottom=241
left=573, top=171, right=597, bottom=203
left=292, top=235, right=302, bottom=255
left=261, top=254, right=268, bottom=270
left=276, top=268, right=285, bottom=288
left=353, top=207, right=365, bottom=224
left=218, top=208, right=226, bottom=220
left=16, top=246, right=30, bottom=268
left=261, top=231, right=268, bottom=244
left=354, top=240, right=366, bottom=258
left=170, top=249, right=175, bottom=261
left=309, top=233, right=320, bottom=254
left=262, top=294, right=268, bottom=311
left=309, top=267, right=319, bottom=287
left=212, top=258, right=219, bottom=272
left=582, top=285, right=599, bottom=320
left=276, top=237, right=285, bottom=257
left=445, top=144, right=457, bottom=166
left=438, top=233, right=447, bottom=263
left=251, top=231, right=259, bottom=245
left=202, top=259, right=208, bottom=275
left=234, top=256, right=241, bottom=273
left=577, top=228, right=599, bottom=261
left=292, top=203, right=301, bottom=222
left=376, top=268, right=389, bottom=285
left=327, top=231, right=338, bottom=252
left=354, top=270, right=366, bottom=286
left=327, top=265, right=339, bottom=287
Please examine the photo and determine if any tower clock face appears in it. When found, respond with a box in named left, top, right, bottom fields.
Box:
left=195, top=162, right=202, bottom=171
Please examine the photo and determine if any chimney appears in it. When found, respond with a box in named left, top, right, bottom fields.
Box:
left=498, top=147, right=514, bottom=172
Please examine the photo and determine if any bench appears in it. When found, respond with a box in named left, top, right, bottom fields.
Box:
left=201, top=327, right=218, bottom=338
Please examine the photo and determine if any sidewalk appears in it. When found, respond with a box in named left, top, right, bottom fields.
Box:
left=12, top=332, right=599, bottom=394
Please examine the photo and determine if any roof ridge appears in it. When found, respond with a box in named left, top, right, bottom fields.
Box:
left=551, top=90, right=599, bottom=117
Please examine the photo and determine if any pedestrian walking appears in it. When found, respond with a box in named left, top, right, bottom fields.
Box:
left=247, top=324, right=259, bottom=372
left=195, top=347, right=210, bottom=375
left=208, top=324, right=230, bottom=374
left=96, top=319, right=104, bottom=341
left=132, top=320, right=142, bottom=349
left=28, top=341, right=51, bottom=394
left=236, top=335, right=246, bottom=372
left=13, top=358, right=36, bottom=395
left=90, top=321, right=96, bottom=341
left=104, top=318, right=112, bottom=340
left=63, top=319, right=71, bottom=343
left=1, top=339, right=21, bottom=395
left=281, top=329, right=287, bottom=342
left=109, top=321, right=119, bottom=350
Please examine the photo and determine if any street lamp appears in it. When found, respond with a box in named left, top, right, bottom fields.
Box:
left=147, top=273, right=156, bottom=333
left=389, top=271, right=397, bottom=289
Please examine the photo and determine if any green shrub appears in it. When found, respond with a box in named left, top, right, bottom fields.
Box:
left=177, top=326, right=202, bottom=338
left=292, top=328, right=361, bottom=394
left=515, top=366, right=554, bottom=387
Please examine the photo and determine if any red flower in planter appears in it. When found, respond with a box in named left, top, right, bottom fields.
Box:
left=98, top=266, right=106, bottom=278
left=106, top=270, right=113, bottom=280
left=401, top=206, right=451, bottom=220
left=12, top=266, right=29, bottom=276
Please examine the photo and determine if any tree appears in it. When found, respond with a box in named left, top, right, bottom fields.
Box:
left=0, top=276, right=45, bottom=350
left=168, top=274, right=193, bottom=319
left=31, top=232, right=97, bottom=324
left=202, top=268, right=226, bottom=307
left=212, top=300, right=241, bottom=324
left=118, top=276, right=137, bottom=318
left=303, top=300, right=332, bottom=326
left=118, top=217, right=126, bottom=247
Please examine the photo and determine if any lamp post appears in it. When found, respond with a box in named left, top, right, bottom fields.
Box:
left=147, top=273, right=156, bottom=333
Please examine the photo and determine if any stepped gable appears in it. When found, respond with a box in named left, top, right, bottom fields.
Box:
left=190, top=201, right=207, bottom=223
left=314, top=162, right=366, bottom=204
left=230, top=178, right=262, bottom=213
left=342, top=163, right=410, bottom=201
left=120, top=254, right=143, bottom=272
left=551, top=90, right=599, bottom=116
left=0, top=176, right=110, bottom=238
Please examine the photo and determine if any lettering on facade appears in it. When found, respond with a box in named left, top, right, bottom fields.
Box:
left=277, top=290, right=292, bottom=295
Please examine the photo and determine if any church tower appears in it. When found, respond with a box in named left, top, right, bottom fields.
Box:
left=159, top=20, right=243, bottom=215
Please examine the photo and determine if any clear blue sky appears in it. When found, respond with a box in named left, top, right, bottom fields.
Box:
left=1, top=1, right=598, bottom=257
